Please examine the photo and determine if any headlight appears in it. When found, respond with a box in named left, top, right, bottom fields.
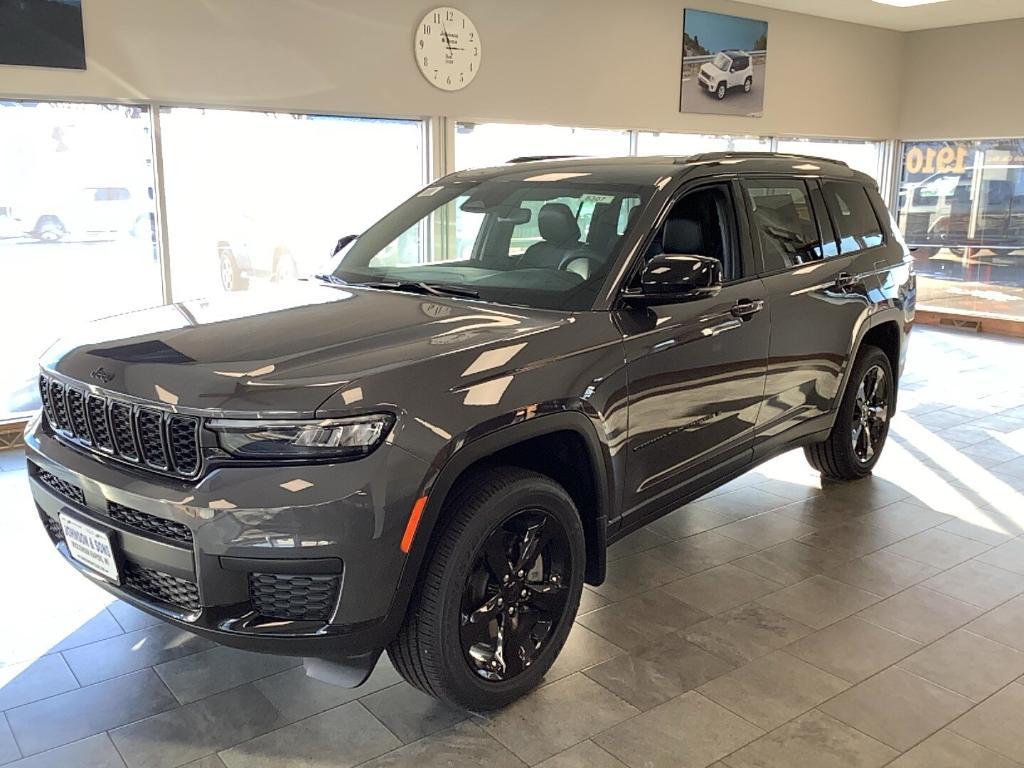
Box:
left=209, top=414, right=394, bottom=460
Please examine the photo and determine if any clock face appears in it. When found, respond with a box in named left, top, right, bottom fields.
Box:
left=415, top=7, right=480, bottom=91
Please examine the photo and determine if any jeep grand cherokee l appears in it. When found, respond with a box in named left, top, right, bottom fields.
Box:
left=25, top=153, right=914, bottom=709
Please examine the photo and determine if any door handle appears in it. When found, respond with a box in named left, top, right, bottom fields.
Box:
left=835, top=272, right=857, bottom=290
left=729, top=299, right=764, bottom=320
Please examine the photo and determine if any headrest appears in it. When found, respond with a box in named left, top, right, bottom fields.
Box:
left=538, top=202, right=581, bottom=245
left=663, top=216, right=704, bottom=255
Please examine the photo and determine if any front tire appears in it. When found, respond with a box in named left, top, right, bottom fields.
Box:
left=387, top=467, right=585, bottom=710
left=219, top=249, right=249, bottom=292
left=716, top=82, right=727, bottom=100
left=805, top=345, right=894, bottom=481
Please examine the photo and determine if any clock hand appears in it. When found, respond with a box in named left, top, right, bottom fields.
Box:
left=440, top=22, right=454, bottom=54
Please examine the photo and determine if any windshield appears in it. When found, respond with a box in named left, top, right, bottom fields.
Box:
left=713, top=52, right=732, bottom=71
left=329, top=175, right=650, bottom=311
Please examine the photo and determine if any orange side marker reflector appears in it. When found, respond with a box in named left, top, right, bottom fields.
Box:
left=400, top=496, right=429, bottom=553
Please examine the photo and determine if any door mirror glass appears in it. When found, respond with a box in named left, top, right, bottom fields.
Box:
left=633, top=253, right=722, bottom=303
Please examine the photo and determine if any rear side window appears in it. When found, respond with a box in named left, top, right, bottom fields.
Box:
left=743, top=179, right=823, bottom=271
left=822, top=181, right=884, bottom=254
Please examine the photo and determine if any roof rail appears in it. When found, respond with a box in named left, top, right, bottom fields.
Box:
left=682, top=151, right=850, bottom=168
left=506, top=155, right=581, bottom=163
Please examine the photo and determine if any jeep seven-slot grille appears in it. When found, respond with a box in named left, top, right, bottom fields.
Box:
left=249, top=573, right=340, bottom=622
left=123, top=562, right=201, bottom=612
left=107, top=501, right=193, bottom=544
left=39, top=375, right=202, bottom=479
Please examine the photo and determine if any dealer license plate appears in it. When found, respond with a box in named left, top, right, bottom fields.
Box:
left=60, top=513, right=119, bottom=582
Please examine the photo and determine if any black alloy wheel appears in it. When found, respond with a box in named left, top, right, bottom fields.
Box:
left=460, top=510, right=572, bottom=681
left=851, top=364, right=889, bottom=464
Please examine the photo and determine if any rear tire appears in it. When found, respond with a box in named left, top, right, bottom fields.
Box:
left=805, top=344, right=894, bottom=481
left=744, top=77, right=753, bottom=93
left=387, top=467, right=585, bottom=710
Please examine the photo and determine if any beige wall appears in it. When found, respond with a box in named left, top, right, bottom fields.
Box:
left=1, top=0, right=904, bottom=140
left=900, top=18, right=1024, bottom=139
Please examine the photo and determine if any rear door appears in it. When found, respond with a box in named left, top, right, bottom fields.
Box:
left=743, top=176, right=881, bottom=446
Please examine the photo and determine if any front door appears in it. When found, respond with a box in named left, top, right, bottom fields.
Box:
left=616, top=181, right=770, bottom=526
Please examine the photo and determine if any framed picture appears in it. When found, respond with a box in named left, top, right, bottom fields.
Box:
left=680, top=9, right=767, bottom=118
left=0, top=0, right=86, bottom=70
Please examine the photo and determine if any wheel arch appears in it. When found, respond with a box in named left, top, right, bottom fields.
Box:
left=831, top=314, right=903, bottom=430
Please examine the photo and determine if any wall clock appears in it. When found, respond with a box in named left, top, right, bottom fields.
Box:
left=415, top=7, right=481, bottom=91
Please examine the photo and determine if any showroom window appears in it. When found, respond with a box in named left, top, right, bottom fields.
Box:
left=0, top=101, right=161, bottom=422
left=636, top=131, right=770, bottom=156
left=159, top=108, right=426, bottom=300
left=896, top=138, right=1024, bottom=319
left=453, top=121, right=631, bottom=171
left=775, top=138, right=886, bottom=185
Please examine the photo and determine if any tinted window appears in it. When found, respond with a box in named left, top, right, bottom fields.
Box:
left=823, top=181, right=884, bottom=253
left=744, top=179, right=822, bottom=270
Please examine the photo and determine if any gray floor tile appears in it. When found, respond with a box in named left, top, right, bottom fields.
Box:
left=253, top=658, right=401, bottom=722
left=661, top=564, right=780, bottom=615
left=594, top=691, right=762, bottom=768
left=105, top=601, right=163, bottom=633
left=756, top=575, right=879, bottom=630
left=786, top=616, right=921, bottom=683
left=5, top=669, right=177, bottom=756
left=47, top=611, right=125, bottom=654
left=360, top=682, right=466, bottom=744
left=154, top=645, right=300, bottom=704
left=578, top=587, right=610, bottom=615
left=797, top=521, right=909, bottom=560
left=732, top=539, right=848, bottom=586
left=1, top=733, right=125, bottom=768
left=858, top=585, right=984, bottom=643
left=826, top=550, right=940, bottom=598
left=888, top=728, right=1021, bottom=768
left=967, top=595, right=1024, bottom=651
left=475, top=673, right=638, bottom=764
left=820, top=667, right=973, bottom=751
left=883, top=528, right=992, bottom=570
left=686, top=486, right=793, bottom=521
left=544, top=623, right=623, bottom=682
left=724, top=709, right=897, bottom=768
left=976, top=538, right=1024, bottom=575
left=698, top=650, right=848, bottom=730
left=716, top=512, right=816, bottom=548
left=62, top=623, right=215, bottom=686
left=949, top=682, right=1024, bottom=763
left=0, top=716, right=19, bottom=766
left=607, top=528, right=669, bottom=561
left=683, top=602, right=812, bottom=666
left=358, top=721, right=524, bottom=768
left=181, top=758, right=226, bottom=768
left=588, top=553, right=686, bottom=602
left=535, top=740, right=626, bottom=768
left=110, top=683, right=285, bottom=768
left=856, top=500, right=952, bottom=536
left=898, top=628, right=1024, bottom=701
left=645, top=506, right=735, bottom=540
left=575, top=589, right=709, bottom=651
left=646, top=531, right=756, bottom=576
left=921, top=559, right=1024, bottom=609
left=219, top=700, right=400, bottom=768
left=583, top=633, right=733, bottom=710
left=773, top=495, right=869, bottom=530
left=939, top=516, right=1018, bottom=545
left=0, top=654, right=78, bottom=710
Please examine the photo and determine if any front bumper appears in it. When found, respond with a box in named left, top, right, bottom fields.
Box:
left=24, top=417, right=429, bottom=657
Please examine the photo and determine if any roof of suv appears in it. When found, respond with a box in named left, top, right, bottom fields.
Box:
left=454, top=152, right=872, bottom=187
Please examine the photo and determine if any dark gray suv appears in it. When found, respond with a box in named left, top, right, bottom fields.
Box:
left=25, top=153, right=915, bottom=709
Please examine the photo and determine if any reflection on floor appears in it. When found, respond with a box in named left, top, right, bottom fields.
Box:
left=2, top=326, right=1024, bottom=767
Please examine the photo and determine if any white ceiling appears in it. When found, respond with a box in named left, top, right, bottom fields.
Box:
left=737, top=0, right=1024, bottom=31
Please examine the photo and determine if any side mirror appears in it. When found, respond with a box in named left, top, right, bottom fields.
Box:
left=629, top=253, right=722, bottom=304
left=331, top=234, right=358, bottom=257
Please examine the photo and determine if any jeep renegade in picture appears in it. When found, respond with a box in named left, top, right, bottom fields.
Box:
left=26, top=153, right=914, bottom=709
left=698, top=50, right=754, bottom=99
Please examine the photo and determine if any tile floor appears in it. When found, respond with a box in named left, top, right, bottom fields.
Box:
left=2, top=326, right=1024, bottom=768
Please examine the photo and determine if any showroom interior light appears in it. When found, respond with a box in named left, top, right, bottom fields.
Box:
left=871, top=0, right=951, bottom=6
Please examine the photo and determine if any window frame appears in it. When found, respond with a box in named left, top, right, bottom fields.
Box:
left=739, top=175, right=829, bottom=276
left=820, top=178, right=888, bottom=257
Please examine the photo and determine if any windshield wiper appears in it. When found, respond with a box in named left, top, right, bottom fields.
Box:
left=361, top=281, right=480, bottom=299
left=313, top=273, right=348, bottom=286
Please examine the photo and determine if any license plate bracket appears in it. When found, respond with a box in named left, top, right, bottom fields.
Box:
left=59, top=513, right=121, bottom=584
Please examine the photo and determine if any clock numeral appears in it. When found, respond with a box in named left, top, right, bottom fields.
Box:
left=469, top=31, right=474, bottom=41
left=469, top=62, right=473, bottom=72
left=445, top=10, right=454, bottom=21
left=433, top=69, right=438, bottom=80
left=446, top=75, right=452, bottom=85
left=432, top=12, right=440, bottom=23
left=422, top=23, right=431, bottom=35
left=473, top=46, right=478, bottom=57
left=422, top=55, right=428, bottom=67
left=460, top=72, right=464, bottom=83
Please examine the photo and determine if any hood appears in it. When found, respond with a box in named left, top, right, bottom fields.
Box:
left=700, top=62, right=723, bottom=76
left=43, top=282, right=568, bottom=417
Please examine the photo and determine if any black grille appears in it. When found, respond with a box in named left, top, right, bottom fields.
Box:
left=110, top=402, right=139, bottom=461
left=35, top=468, right=86, bottom=506
left=66, top=389, right=90, bottom=442
left=168, top=416, right=200, bottom=475
left=249, top=573, right=340, bottom=621
left=108, top=501, right=193, bottom=544
left=137, top=409, right=168, bottom=469
left=41, top=513, right=64, bottom=544
left=39, top=375, right=202, bottom=479
left=87, top=395, right=114, bottom=452
left=123, top=562, right=200, bottom=612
